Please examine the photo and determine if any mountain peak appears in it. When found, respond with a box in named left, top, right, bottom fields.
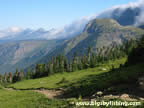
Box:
left=84, top=19, right=120, bottom=33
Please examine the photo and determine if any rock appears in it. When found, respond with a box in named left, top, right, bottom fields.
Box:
left=101, top=68, right=107, bottom=71
left=138, top=77, right=144, bottom=90
left=96, top=91, right=103, bottom=96
left=40, top=81, right=45, bottom=84
left=120, top=94, right=137, bottom=101
left=139, top=97, right=144, bottom=101
left=91, top=91, right=103, bottom=98
left=103, top=94, right=119, bottom=99
left=120, top=94, right=130, bottom=99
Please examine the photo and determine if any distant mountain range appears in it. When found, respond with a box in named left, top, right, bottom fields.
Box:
left=0, top=17, right=91, bottom=41
left=0, top=39, right=65, bottom=74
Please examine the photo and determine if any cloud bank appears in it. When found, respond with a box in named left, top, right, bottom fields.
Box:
left=0, top=0, right=144, bottom=40
left=97, top=0, right=144, bottom=26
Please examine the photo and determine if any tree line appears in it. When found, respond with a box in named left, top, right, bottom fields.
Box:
left=0, top=38, right=136, bottom=84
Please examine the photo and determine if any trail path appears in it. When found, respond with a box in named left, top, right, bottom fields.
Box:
left=34, top=89, right=63, bottom=99
left=4, top=87, right=144, bottom=101
left=4, top=87, right=63, bottom=99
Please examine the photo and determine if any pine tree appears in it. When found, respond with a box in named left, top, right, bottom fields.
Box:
left=90, top=53, right=96, bottom=68
left=13, top=69, right=19, bottom=83
left=26, top=68, right=31, bottom=79
left=8, top=72, right=12, bottom=83
left=35, top=64, right=40, bottom=77
left=88, top=46, right=92, bottom=62
left=4, top=72, right=7, bottom=83
left=77, top=56, right=83, bottom=70
left=72, top=52, right=78, bottom=72
left=0, top=75, right=3, bottom=83
left=31, top=68, right=36, bottom=79
left=59, top=55, right=65, bottom=73
left=81, top=54, right=89, bottom=69
left=127, top=35, right=144, bottom=64
left=64, top=57, right=68, bottom=72
left=18, top=69, right=24, bottom=81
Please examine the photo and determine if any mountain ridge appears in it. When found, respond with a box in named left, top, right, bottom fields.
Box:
left=38, top=19, right=144, bottom=64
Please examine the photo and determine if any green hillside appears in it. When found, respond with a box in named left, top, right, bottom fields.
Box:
left=9, top=58, right=126, bottom=89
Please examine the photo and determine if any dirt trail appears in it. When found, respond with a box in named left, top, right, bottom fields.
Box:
left=4, top=87, right=63, bottom=99
left=34, top=89, right=63, bottom=99
left=4, top=87, right=144, bottom=101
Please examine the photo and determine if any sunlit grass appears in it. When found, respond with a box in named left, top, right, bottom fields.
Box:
left=9, top=58, right=126, bottom=89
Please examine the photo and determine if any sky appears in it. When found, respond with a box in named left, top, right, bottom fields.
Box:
left=0, top=0, right=138, bottom=30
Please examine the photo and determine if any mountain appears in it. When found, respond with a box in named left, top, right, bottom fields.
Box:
left=39, top=19, right=144, bottom=63
left=0, top=28, right=50, bottom=41
left=0, top=39, right=65, bottom=74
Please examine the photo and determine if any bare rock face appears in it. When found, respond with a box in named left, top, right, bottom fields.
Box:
left=138, top=77, right=144, bottom=90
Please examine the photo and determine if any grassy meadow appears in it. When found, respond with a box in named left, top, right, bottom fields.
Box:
left=0, top=57, right=144, bottom=108
left=0, top=88, right=72, bottom=108
left=8, top=58, right=126, bottom=90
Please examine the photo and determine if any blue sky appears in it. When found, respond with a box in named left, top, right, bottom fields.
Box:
left=0, top=0, right=138, bottom=30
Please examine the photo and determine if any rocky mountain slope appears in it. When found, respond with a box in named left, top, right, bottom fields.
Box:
left=0, top=40, right=64, bottom=74
left=39, top=19, right=144, bottom=63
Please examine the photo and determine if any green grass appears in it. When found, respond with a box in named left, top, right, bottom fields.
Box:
left=64, top=63, right=144, bottom=97
left=0, top=88, right=143, bottom=108
left=9, top=58, right=126, bottom=90
left=0, top=88, right=72, bottom=108
left=2, top=57, right=144, bottom=108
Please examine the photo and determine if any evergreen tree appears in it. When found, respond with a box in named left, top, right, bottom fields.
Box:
left=90, top=53, right=96, bottom=68
left=8, top=72, right=12, bottom=83
left=4, top=72, right=7, bottom=83
left=64, top=57, right=68, bottom=72
left=88, top=46, right=92, bottom=62
left=59, top=55, right=65, bottom=73
left=31, top=68, right=36, bottom=79
left=18, top=69, right=24, bottom=81
left=81, top=54, right=89, bottom=69
left=77, top=56, right=83, bottom=70
left=127, top=35, right=144, bottom=64
left=13, top=69, right=19, bottom=83
left=0, top=75, right=3, bottom=83
left=35, top=64, right=40, bottom=77
left=26, top=68, right=31, bottom=79
left=72, top=52, right=78, bottom=72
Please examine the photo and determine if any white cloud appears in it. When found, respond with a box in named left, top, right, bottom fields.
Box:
left=7, top=27, right=22, bottom=33
left=45, top=15, right=97, bottom=39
